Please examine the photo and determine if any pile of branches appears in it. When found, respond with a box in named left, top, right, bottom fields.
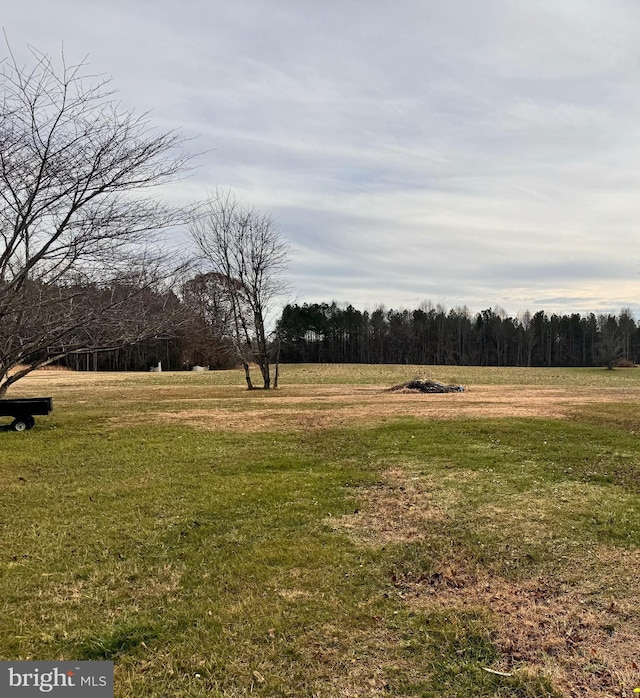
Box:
left=390, top=379, right=465, bottom=394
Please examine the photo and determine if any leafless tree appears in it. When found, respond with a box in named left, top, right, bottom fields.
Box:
left=0, top=44, right=190, bottom=396
left=188, top=190, right=288, bottom=389
left=180, top=271, right=238, bottom=369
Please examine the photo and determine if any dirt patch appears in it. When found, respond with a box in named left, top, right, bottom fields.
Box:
left=336, top=469, right=640, bottom=697
left=401, top=559, right=640, bottom=697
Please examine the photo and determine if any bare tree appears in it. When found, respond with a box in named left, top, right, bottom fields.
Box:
left=0, top=44, right=190, bottom=396
left=180, top=271, right=239, bottom=369
left=188, top=190, right=288, bottom=389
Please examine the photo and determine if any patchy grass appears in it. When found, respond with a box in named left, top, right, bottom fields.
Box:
left=17, top=363, right=640, bottom=392
left=1, top=365, right=639, bottom=696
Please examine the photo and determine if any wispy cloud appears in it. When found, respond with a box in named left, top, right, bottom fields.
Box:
left=3, top=0, right=640, bottom=315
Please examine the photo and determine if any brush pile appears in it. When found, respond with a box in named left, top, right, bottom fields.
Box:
left=390, top=379, right=465, bottom=394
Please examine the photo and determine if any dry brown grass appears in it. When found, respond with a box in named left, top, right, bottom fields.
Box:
left=14, top=368, right=640, bottom=434
left=326, top=468, right=445, bottom=546
left=310, top=624, right=403, bottom=697
left=103, top=384, right=640, bottom=432
left=407, top=558, right=640, bottom=697
left=403, top=556, right=640, bottom=697
left=334, top=467, right=640, bottom=698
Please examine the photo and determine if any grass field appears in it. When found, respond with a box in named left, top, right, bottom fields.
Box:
left=1, top=364, right=640, bottom=697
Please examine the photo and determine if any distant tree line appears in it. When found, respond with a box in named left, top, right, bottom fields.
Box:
left=276, top=303, right=639, bottom=368
left=51, top=276, right=237, bottom=373
left=50, top=296, right=639, bottom=372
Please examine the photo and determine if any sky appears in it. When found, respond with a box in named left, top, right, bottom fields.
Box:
left=3, top=0, right=640, bottom=318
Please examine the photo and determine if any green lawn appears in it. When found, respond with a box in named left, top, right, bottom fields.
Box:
left=1, top=365, right=639, bottom=696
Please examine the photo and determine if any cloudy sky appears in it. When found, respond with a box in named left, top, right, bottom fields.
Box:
left=3, top=0, right=640, bottom=316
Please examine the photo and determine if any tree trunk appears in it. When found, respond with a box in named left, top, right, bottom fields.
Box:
left=261, top=359, right=271, bottom=389
left=241, top=361, right=255, bottom=389
left=273, top=338, right=281, bottom=389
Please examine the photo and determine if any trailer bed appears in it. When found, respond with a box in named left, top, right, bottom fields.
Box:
left=0, top=397, right=53, bottom=431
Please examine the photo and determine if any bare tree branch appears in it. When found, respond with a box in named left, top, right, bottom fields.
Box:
left=0, top=43, right=192, bottom=396
left=188, top=190, right=289, bottom=389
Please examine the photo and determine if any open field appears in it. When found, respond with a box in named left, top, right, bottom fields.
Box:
left=1, top=365, right=640, bottom=696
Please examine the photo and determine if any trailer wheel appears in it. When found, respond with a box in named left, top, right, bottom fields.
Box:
left=25, top=416, right=35, bottom=430
left=11, top=419, right=28, bottom=432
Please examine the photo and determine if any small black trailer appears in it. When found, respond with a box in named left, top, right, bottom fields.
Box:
left=0, top=398, right=53, bottom=431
